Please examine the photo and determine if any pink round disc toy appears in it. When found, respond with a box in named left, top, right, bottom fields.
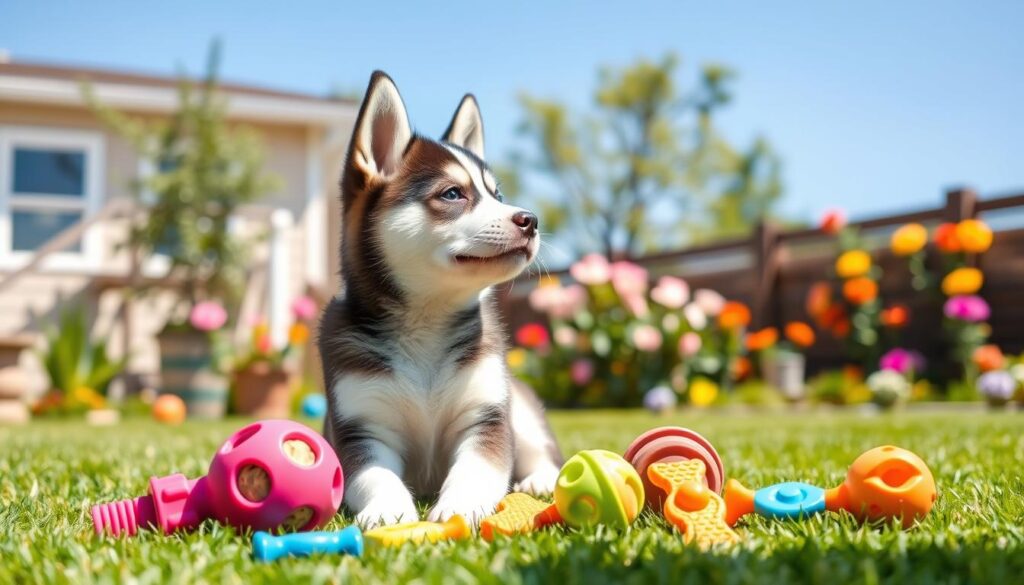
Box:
left=91, top=420, right=344, bottom=537
left=623, top=426, right=725, bottom=511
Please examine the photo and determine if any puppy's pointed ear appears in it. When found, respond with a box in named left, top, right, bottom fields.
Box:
left=442, top=94, right=485, bottom=159
left=350, top=71, right=413, bottom=181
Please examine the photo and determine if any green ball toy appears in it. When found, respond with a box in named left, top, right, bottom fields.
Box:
left=554, top=450, right=645, bottom=528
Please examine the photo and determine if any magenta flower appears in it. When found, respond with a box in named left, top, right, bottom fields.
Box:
left=879, top=348, right=925, bottom=375
left=569, top=253, right=612, bottom=285
left=570, top=359, right=594, bottom=386
left=943, top=295, right=990, bottom=323
left=189, top=301, right=227, bottom=332
left=651, top=276, right=690, bottom=309
left=291, top=295, right=318, bottom=321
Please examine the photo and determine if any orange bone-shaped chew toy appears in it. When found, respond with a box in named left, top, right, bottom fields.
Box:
left=480, top=493, right=563, bottom=541
left=648, top=460, right=740, bottom=548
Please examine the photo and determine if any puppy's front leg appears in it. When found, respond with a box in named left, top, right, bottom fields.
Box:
left=344, top=439, right=419, bottom=528
left=428, top=405, right=513, bottom=526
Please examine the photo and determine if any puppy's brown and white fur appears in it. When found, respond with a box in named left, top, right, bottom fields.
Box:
left=319, top=72, right=562, bottom=528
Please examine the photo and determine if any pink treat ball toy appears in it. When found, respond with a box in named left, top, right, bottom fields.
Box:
left=91, top=420, right=344, bottom=537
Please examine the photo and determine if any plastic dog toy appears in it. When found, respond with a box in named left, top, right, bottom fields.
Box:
left=554, top=450, right=644, bottom=528
left=479, top=493, right=562, bottom=541
left=252, top=526, right=363, bottom=562
left=364, top=515, right=470, bottom=548
left=724, top=445, right=936, bottom=529
left=91, top=420, right=344, bottom=536
left=647, top=460, right=740, bottom=547
left=623, top=426, right=725, bottom=510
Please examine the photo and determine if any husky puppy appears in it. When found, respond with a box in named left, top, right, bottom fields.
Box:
left=319, top=72, right=563, bottom=528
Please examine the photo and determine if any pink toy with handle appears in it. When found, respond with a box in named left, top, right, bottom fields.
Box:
left=91, top=420, right=344, bottom=537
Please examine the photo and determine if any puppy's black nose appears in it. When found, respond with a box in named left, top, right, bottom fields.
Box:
left=512, top=211, right=538, bottom=237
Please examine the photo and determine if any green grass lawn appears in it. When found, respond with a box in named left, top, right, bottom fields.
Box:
left=2, top=409, right=1023, bottom=584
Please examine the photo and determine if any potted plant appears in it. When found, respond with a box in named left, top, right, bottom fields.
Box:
left=87, top=43, right=278, bottom=419
left=33, top=307, right=127, bottom=423
left=231, top=297, right=315, bottom=417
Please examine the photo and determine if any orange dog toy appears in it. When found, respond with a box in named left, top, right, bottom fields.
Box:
left=363, top=515, right=470, bottom=548
left=479, top=493, right=562, bottom=541
left=647, top=460, right=740, bottom=548
left=724, top=445, right=936, bottom=529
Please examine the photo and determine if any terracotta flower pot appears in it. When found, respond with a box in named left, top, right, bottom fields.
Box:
left=158, top=329, right=228, bottom=419
left=233, top=363, right=293, bottom=418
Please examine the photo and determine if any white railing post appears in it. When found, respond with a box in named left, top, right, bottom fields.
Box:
left=268, top=208, right=294, bottom=349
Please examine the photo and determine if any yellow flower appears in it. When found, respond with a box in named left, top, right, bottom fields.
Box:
left=891, top=223, right=927, bottom=256
left=835, top=250, right=871, bottom=279
left=955, top=220, right=993, bottom=254
left=252, top=322, right=269, bottom=345
left=688, top=378, right=719, bottom=407
left=506, top=348, right=527, bottom=369
left=538, top=275, right=561, bottom=288
left=288, top=323, right=310, bottom=345
left=72, top=386, right=106, bottom=410
left=942, top=267, right=984, bottom=296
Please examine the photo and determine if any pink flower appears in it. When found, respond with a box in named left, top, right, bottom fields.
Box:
left=651, top=276, right=690, bottom=309
left=291, top=296, right=318, bottom=321
left=256, top=334, right=273, bottom=354
left=553, top=326, right=577, bottom=347
left=632, top=324, right=663, bottom=352
left=570, top=253, right=612, bottom=285
left=678, top=332, right=702, bottom=357
left=570, top=359, right=594, bottom=386
left=529, top=283, right=587, bottom=319
left=683, top=303, right=707, bottom=330
left=611, top=262, right=650, bottom=318
left=693, top=289, right=725, bottom=317
left=879, top=348, right=925, bottom=375
left=943, top=295, right=990, bottom=323
left=189, top=301, right=227, bottom=332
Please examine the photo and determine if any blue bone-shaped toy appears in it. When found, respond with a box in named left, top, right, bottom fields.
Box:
left=724, top=480, right=827, bottom=525
left=252, top=526, right=364, bottom=562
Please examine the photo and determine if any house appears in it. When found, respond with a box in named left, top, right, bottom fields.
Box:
left=0, top=58, right=357, bottom=396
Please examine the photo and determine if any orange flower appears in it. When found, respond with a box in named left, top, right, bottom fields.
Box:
left=288, top=323, right=310, bottom=345
left=806, top=282, right=833, bottom=318
left=784, top=321, right=816, bottom=348
left=515, top=323, right=550, bottom=349
left=843, top=365, right=864, bottom=381
left=942, top=267, right=983, bottom=296
left=891, top=223, right=928, bottom=256
left=818, top=304, right=847, bottom=329
left=934, top=223, right=962, bottom=254
left=972, top=344, right=1004, bottom=373
left=745, top=327, right=778, bottom=351
left=718, top=301, right=752, bottom=330
left=955, top=219, right=993, bottom=254
left=832, top=318, right=851, bottom=338
left=880, top=304, right=910, bottom=328
left=835, top=250, right=871, bottom=279
left=843, top=277, right=878, bottom=305
left=819, top=209, right=846, bottom=235
left=732, top=356, right=753, bottom=382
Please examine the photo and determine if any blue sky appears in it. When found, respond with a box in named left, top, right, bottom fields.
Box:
left=2, top=0, right=1021, bottom=222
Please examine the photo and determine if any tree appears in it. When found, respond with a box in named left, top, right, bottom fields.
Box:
left=85, top=42, right=279, bottom=312
left=508, top=53, right=783, bottom=261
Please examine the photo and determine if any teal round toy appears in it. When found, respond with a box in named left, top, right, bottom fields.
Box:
left=301, top=394, right=327, bottom=418
left=554, top=450, right=644, bottom=528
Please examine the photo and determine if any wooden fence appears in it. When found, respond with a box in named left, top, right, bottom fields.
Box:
left=496, top=187, right=1024, bottom=376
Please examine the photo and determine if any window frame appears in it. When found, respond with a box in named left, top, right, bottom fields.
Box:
left=0, top=125, right=105, bottom=271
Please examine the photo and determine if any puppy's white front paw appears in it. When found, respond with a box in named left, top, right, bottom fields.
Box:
left=355, top=498, right=419, bottom=529
left=513, top=464, right=560, bottom=496
left=427, top=495, right=500, bottom=527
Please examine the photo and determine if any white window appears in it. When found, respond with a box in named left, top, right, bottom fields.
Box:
left=0, top=126, right=104, bottom=270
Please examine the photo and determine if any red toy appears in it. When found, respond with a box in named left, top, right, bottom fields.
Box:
left=91, top=420, right=344, bottom=536
left=623, top=426, right=725, bottom=510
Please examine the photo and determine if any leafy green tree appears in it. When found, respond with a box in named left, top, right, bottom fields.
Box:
left=508, top=54, right=783, bottom=260
left=85, top=42, right=279, bottom=310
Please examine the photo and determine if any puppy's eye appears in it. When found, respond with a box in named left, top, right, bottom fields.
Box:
left=439, top=187, right=464, bottom=202
left=495, top=190, right=504, bottom=203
